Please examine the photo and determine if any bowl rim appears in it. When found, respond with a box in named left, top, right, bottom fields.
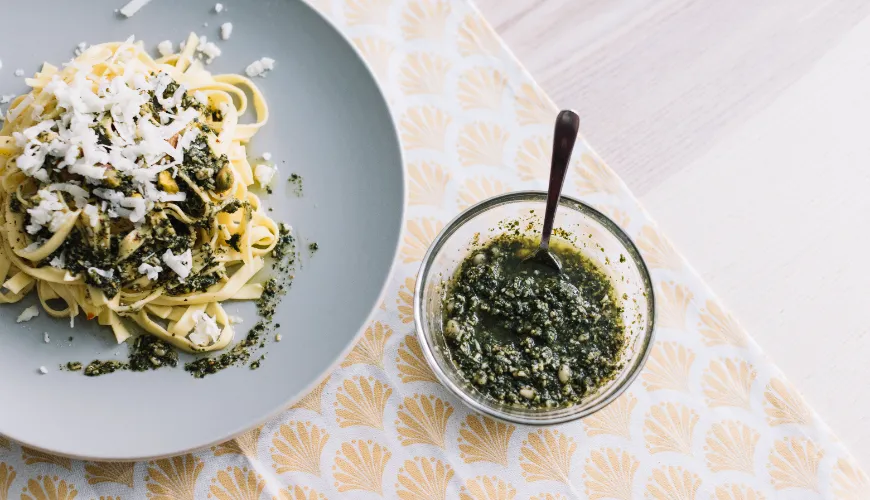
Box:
left=413, top=190, right=656, bottom=425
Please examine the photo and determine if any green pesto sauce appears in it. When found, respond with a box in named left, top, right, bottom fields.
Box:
left=128, top=335, right=178, bottom=371
left=184, top=321, right=268, bottom=377
left=73, top=335, right=178, bottom=377
left=442, top=233, right=625, bottom=409
left=84, top=359, right=125, bottom=377
left=287, top=173, right=303, bottom=196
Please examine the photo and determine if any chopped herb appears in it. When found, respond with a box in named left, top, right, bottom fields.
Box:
left=308, top=242, right=318, bottom=255
left=66, top=361, right=82, bottom=371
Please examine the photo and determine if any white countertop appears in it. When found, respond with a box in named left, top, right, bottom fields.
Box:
left=477, top=0, right=870, bottom=468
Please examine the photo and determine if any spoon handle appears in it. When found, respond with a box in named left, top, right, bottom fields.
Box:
left=539, top=110, right=581, bottom=251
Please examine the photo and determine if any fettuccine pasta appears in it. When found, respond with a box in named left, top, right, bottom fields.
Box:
left=0, top=34, right=281, bottom=352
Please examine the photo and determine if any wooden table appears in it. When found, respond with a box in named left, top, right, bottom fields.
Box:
left=476, top=0, right=870, bottom=468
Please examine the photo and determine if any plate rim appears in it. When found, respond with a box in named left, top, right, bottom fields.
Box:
left=1, top=0, right=408, bottom=461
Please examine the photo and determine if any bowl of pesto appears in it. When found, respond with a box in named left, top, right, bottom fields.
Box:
left=414, top=191, right=655, bottom=424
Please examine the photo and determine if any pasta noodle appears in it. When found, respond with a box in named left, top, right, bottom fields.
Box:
left=0, top=34, right=281, bottom=352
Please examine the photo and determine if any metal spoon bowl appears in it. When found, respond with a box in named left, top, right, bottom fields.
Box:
left=520, top=109, right=581, bottom=273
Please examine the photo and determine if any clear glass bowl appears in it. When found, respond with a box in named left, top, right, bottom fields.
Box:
left=414, top=191, right=655, bottom=425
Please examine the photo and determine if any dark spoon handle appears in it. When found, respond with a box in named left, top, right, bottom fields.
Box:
left=539, top=110, right=581, bottom=251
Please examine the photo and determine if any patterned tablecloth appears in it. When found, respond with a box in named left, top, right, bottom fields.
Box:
left=1, top=1, right=867, bottom=499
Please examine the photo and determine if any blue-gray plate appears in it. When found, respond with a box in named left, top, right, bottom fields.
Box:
left=0, top=0, right=404, bottom=460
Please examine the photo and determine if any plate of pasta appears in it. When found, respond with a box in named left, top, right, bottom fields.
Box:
left=0, top=0, right=404, bottom=459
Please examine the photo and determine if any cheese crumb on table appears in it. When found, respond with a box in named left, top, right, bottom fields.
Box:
left=13, top=69, right=24, bottom=77
left=262, top=152, right=272, bottom=161
left=0, top=95, right=13, bottom=104
left=119, top=0, right=152, bottom=17
left=74, top=42, right=89, bottom=56
left=245, top=57, right=275, bottom=78
left=43, top=332, right=50, bottom=343
left=38, top=366, right=48, bottom=374
left=214, top=3, right=224, bottom=13
left=16, top=306, right=39, bottom=323
left=220, top=22, right=233, bottom=41
left=275, top=334, right=282, bottom=342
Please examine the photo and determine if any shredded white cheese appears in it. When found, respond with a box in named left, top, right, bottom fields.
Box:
left=17, top=306, right=39, bottom=323
left=157, top=40, right=174, bottom=58
left=193, top=91, right=208, bottom=105
left=0, top=95, right=13, bottom=104
left=119, top=0, right=152, bottom=17
left=254, top=163, right=276, bottom=187
left=189, top=311, right=221, bottom=346
left=214, top=3, right=224, bottom=13
left=49, top=253, right=66, bottom=269
left=162, top=249, right=193, bottom=281
left=74, top=42, right=89, bottom=56
left=137, top=262, right=162, bottom=281
left=220, top=22, right=233, bottom=41
left=38, top=366, right=48, bottom=374
left=13, top=69, right=24, bottom=77
left=43, top=332, right=50, bottom=343
left=26, top=190, right=70, bottom=235
left=227, top=315, right=243, bottom=324
left=262, top=152, right=272, bottom=161
left=194, top=36, right=222, bottom=64
left=245, top=57, right=275, bottom=78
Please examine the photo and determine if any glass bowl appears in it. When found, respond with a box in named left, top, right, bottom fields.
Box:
left=414, top=191, right=655, bottom=425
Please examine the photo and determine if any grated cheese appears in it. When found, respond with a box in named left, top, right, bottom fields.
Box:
left=162, top=249, right=193, bottom=281
left=245, top=57, right=275, bottom=78
left=157, top=40, right=174, bottom=58
left=43, top=332, right=50, bottom=343
left=74, top=42, right=89, bottom=56
left=220, top=22, right=233, bottom=41
left=214, top=3, right=224, bottom=13
left=262, top=152, right=272, bottom=161
left=17, top=305, right=39, bottom=323
left=0, top=95, right=13, bottom=104
left=189, top=311, right=221, bottom=346
left=38, top=366, right=48, bottom=374
left=194, top=36, right=222, bottom=64
left=137, top=262, right=162, bottom=280
left=49, top=253, right=66, bottom=269
left=254, top=163, right=276, bottom=187
left=13, top=69, right=24, bottom=77
left=119, top=0, right=152, bottom=17
left=25, top=190, right=69, bottom=235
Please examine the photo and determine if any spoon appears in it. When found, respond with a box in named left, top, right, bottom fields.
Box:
left=520, top=109, right=581, bottom=274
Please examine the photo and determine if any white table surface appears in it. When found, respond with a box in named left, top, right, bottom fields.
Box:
left=476, top=0, right=870, bottom=468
